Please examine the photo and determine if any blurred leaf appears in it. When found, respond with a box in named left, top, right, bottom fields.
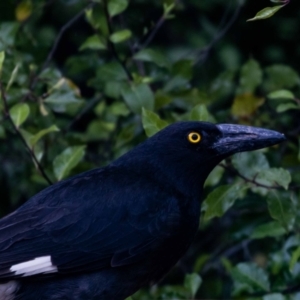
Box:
left=189, top=104, right=209, bottom=121
left=80, top=35, right=107, bottom=51
left=263, top=294, right=286, bottom=300
left=203, top=184, right=246, bottom=221
left=238, top=59, right=262, bottom=94
left=256, top=168, right=291, bottom=190
left=108, top=0, right=128, bottom=17
left=276, top=102, right=299, bottom=113
left=0, top=51, right=5, bottom=76
left=121, top=82, right=154, bottom=114
left=247, top=5, right=285, bottom=22
left=267, top=89, right=295, bottom=100
left=110, top=29, right=132, bottom=43
left=15, top=0, right=32, bottom=22
left=53, top=146, right=86, bottom=181
left=265, top=65, right=300, bottom=91
left=134, top=49, right=170, bottom=68
left=289, top=245, right=300, bottom=272
left=142, top=108, right=168, bottom=137
left=96, top=62, right=127, bottom=82
left=204, top=165, right=224, bottom=187
left=232, top=151, right=270, bottom=179
left=251, top=221, right=286, bottom=239
left=0, top=22, right=18, bottom=51
left=29, top=125, right=60, bottom=147
left=9, top=103, right=30, bottom=128
left=6, top=63, right=20, bottom=91
left=184, top=273, right=202, bottom=298
left=267, top=191, right=295, bottom=230
left=231, top=94, right=265, bottom=117
left=232, top=262, right=270, bottom=293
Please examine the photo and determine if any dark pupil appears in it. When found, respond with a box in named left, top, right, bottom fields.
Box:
left=191, top=134, right=198, bottom=140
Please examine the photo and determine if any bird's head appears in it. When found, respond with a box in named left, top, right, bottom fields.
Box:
left=115, top=121, right=286, bottom=196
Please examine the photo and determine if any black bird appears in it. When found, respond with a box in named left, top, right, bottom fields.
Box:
left=0, top=122, right=285, bottom=300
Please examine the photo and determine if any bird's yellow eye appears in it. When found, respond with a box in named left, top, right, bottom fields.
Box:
left=187, top=132, right=201, bottom=144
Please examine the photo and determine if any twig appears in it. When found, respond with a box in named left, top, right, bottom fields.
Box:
left=65, top=95, right=102, bottom=132
left=30, top=2, right=95, bottom=89
left=103, top=0, right=133, bottom=81
left=0, top=81, right=52, bottom=185
left=194, top=0, right=243, bottom=64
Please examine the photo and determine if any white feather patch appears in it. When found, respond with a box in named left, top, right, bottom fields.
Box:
left=0, top=281, right=19, bottom=300
left=10, top=256, right=57, bottom=276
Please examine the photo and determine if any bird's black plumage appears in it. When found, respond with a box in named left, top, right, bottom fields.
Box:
left=0, top=122, right=285, bottom=300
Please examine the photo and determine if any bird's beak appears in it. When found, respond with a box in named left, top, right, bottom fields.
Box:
left=213, top=124, right=286, bottom=156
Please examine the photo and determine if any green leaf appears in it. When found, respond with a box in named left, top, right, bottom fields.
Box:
left=108, top=0, right=128, bottom=17
left=184, top=273, right=202, bottom=298
left=121, top=83, right=154, bottom=114
left=289, top=245, right=300, bottom=272
left=203, top=184, right=246, bottom=221
left=189, top=104, right=209, bottom=121
left=267, top=89, right=295, bottom=100
left=0, top=22, right=18, bottom=51
left=96, top=62, right=127, bottom=82
left=276, top=102, right=299, bottom=113
left=53, top=146, right=86, bottom=181
left=265, top=65, right=300, bottom=91
left=247, top=5, right=285, bottom=22
left=256, top=168, right=291, bottom=190
left=29, top=125, right=60, bottom=147
left=267, top=191, right=295, bottom=230
left=9, top=103, right=30, bottom=127
left=133, top=49, right=170, bottom=68
left=110, top=29, right=132, bottom=44
left=232, top=151, right=270, bottom=179
left=79, top=35, right=106, bottom=51
left=204, top=165, right=224, bottom=187
left=238, top=58, right=262, bottom=94
left=251, top=221, right=286, bottom=239
left=6, top=63, right=20, bottom=91
left=0, top=51, right=5, bottom=76
left=232, top=262, right=270, bottom=292
left=15, top=0, right=32, bottom=22
left=142, top=108, right=168, bottom=137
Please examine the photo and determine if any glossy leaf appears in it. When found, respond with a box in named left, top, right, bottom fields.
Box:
left=110, top=29, right=132, bottom=44
left=232, top=262, right=270, bottom=292
left=133, top=49, right=169, bottom=68
left=9, top=103, right=30, bottom=128
left=121, top=83, right=154, bottom=114
left=256, top=168, right=291, bottom=190
left=251, top=221, right=286, bottom=239
left=142, top=108, right=168, bottom=137
left=203, top=184, right=246, bottom=221
left=267, top=191, right=295, bottom=230
left=80, top=35, right=106, bottom=51
left=53, top=146, right=86, bottom=181
left=247, top=5, right=285, bottom=22
left=29, top=125, right=60, bottom=147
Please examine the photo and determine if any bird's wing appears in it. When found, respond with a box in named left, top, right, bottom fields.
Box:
left=0, top=168, right=185, bottom=280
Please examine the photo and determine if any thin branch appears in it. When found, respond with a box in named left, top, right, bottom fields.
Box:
left=30, top=2, right=95, bottom=90
left=194, top=0, right=243, bottom=64
left=0, top=81, right=53, bottom=185
left=103, top=0, right=133, bottom=81
left=65, top=94, right=102, bottom=133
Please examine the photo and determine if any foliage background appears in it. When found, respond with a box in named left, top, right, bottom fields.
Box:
left=0, top=0, right=300, bottom=299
